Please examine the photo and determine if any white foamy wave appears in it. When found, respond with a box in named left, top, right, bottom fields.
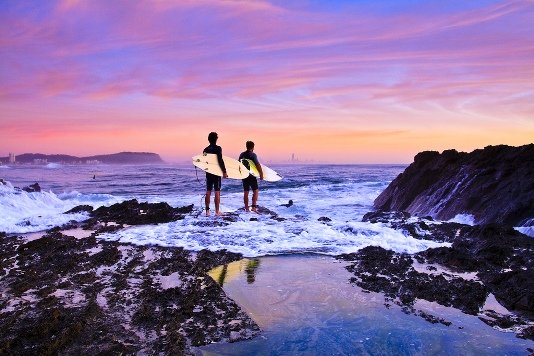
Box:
left=57, top=191, right=119, bottom=204
left=0, top=180, right=118, bottom=234
left=46, top=163, right=62, bottom=169
left=97, top=214, right=450, bottom=257
left=515, top=226, right=534, bottom=237
left=515, top=218, right=534, bottom=237
left=448, top=214, right=476, bottom=225
left=0, top=165, right=9, bottom=169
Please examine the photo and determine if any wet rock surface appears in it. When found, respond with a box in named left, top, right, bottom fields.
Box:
left=374, top=144, right=534, bottom=226
left=81, top=199, right=194, bottom=227
left=339, top=211, right=534, bottom=340
left=21, top=182, right=42, bottom=193
left=0, top=229, right=259, bottom=354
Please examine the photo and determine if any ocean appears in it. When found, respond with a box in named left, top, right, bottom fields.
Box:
left=0, top=163, right=453, bottom=255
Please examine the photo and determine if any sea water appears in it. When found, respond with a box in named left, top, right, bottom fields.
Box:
left=0, top=163, right=452, bottom=255
left=199, top=256, right=533, bottom=355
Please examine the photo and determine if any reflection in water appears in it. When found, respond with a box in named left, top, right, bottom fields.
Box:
left=217, top=264, right=228, bottom=286
left=208, top=258, right=261, bottom=286
left=245, top=259, right=260, bottom=284
left=201, top=255, right=534, bottom=355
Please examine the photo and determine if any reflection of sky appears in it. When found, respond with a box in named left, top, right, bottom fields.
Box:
left=202, top=255, right=534, bottom=354
left=1, top=0, right=533, bottom=163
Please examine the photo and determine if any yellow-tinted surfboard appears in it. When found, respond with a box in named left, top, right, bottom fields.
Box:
left=242, top=159, right=282, bottom=182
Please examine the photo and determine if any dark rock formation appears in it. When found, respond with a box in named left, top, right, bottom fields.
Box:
left=340, top=210, right=534, bottom=340
left=65, top=205, right=94, bottom=214
left=374, top=144, right=534, bottom=226
left=22, top=183, right=41, bottom=193
left=419, top=224, right=534, bottom=316
left=339, top=246, right=489, bottom=316
left=78, top=200, right=193, bottom=228
left=0, top=232, right=259, bottom=354
left=280, top=200, right=293, bottom=208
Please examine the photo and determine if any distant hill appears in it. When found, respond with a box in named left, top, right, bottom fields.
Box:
left=1, top=152, right=164, bottom=164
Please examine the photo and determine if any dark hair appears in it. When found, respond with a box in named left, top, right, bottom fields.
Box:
left=208, top=132, right=218, bottom=144
left=246, top=141, right=254, bottom=150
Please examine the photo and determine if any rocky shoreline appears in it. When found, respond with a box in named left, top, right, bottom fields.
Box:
left=0, top=201, right=260, bottom=355
left=338, top=211, right=534, bottom=340
left=374, top=144, right=534, bottom=227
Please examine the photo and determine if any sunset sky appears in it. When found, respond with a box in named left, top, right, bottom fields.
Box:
left=1, top=0, right=533, bottom=163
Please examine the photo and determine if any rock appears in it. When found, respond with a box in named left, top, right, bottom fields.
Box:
left=65, top=205, right=94, bottom=214
left=22, top=182, right=41, bottom=193
left=341, top=211, right=534, bottom=339
left=281, top=200, right=293, bottom=208
left=85, top=199, right=193, bottom=227
left=0, top=232, right=259, bottom=354
left=338, top=246, right=489, bottom=316
left=374, top=144, right=534, bottom=226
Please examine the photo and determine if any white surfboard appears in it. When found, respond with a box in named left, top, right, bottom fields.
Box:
left=192, top=153, right=249, bottom=180
left=242, top=159, right=282, bottom=182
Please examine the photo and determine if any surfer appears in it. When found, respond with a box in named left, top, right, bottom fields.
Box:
left=203, top=132, right=228, bottom=216
left=238, top=141, right=264, bottom=213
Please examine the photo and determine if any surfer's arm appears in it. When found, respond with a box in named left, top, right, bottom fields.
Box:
left=251, top=154, right=263, bottom=180
left=256, top=162, right=264, bottom=180
left=216, top=148, right=228, bottom=178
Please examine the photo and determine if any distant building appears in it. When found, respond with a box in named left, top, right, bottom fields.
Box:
left=85, top=160, right=101, bottom=164
left=33, top=158, right=48, bottom=164
left=8, top=152, right=16, bottom=164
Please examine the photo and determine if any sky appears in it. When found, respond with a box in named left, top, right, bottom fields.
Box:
left=1, top=0, right=533, bottom=164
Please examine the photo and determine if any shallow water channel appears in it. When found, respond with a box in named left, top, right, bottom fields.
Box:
left=197, top=255, right=533, bottom=355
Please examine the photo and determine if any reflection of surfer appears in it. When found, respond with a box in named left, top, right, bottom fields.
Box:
left=245, top=258, right=260, bottom=284
left=93, top=175, right=95, bottom=179
left=203, top=132, right=228, bottom=216
left=239, top=141, right=264, bottom=213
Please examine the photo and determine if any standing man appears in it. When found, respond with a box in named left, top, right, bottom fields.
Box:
left=203, top=132, right=228, bottom=216
left=239, top=141, right=264, bottom=213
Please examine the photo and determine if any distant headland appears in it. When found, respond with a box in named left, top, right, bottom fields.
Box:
left=0, top=152, right=164, bottom=165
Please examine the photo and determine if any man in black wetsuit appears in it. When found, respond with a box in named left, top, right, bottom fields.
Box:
left=203, top=132, right=228, bottom=216
left=239, top=141, right=264, bottom=212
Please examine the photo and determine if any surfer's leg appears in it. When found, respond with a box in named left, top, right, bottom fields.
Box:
left=243, top=190, right=250, bottom=211
left=250, top=178, right=259, bottom=212
left=243, top=177, right=251, bottom=211
left=215, top=191, right=222, bottom=216
left=205, top=191, right=211, bottom=216
left=214, top=176, right=222, bottom=215
left=252, top=189, right=259, bottom=212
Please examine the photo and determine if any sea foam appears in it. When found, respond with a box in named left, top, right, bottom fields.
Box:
left=448, top=214, right=476, bottom=226
left=97, top=212, right=450, bottom=257
left=0, top=180, right=117, bottom=234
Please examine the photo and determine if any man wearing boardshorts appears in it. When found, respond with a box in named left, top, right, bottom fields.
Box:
left=203, top=132, right=228, bottom=216
left=239, top=141, right=264, bottom=212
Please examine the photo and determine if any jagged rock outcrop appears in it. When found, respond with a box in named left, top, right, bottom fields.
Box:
left=374, top=144, right=534, bottom=226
